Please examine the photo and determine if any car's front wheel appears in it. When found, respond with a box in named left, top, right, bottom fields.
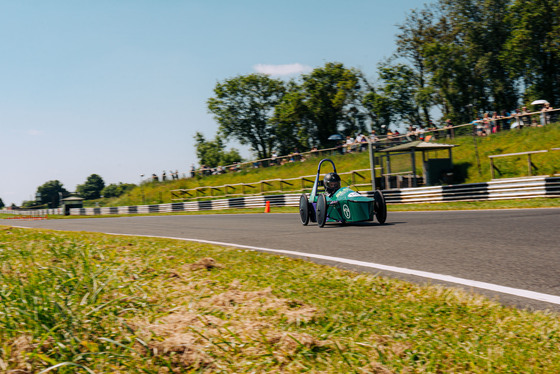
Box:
left=317, top=194, right=327, bottom=228
left=299, top=194, right=310, bottom=225
left=374, top=190, right=387, bottom=224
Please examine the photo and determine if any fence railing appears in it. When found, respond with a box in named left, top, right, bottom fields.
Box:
left=489, top=150, right=550, bottom=179
left=0, top=208, right=61, bottom=216
left=171, top=169, right=376, bottom=201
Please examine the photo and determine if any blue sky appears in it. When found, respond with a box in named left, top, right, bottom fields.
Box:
left=0, top=0, right=428, bottom=206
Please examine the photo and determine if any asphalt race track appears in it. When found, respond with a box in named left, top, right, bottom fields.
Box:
left=3, top=208, right=560, bottom=312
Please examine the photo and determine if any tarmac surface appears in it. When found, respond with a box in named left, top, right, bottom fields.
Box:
left=3, top=208, right=560, bottom=312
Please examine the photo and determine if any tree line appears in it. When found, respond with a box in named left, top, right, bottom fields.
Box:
left=16, top=175, right=136, bottom=209
left=196, top=0, right=559, bottom=166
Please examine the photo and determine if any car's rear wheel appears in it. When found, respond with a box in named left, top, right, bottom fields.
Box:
left=317, top=194, right=327, bottom=227
left=374, top=190, right=387, bottom=224
left=299, top=194, right=310, bottom=225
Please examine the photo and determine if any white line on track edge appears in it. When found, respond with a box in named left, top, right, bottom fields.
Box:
left=104, top=232, right=560, bottom=306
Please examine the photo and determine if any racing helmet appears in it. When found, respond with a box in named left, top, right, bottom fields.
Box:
left=324, top=172, right=341, bottom=195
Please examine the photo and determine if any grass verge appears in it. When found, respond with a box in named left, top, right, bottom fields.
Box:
left=0, top=227, right=559, bottom=372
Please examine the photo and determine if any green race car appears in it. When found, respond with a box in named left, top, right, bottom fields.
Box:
left=299, top=158, right=387, bottom=227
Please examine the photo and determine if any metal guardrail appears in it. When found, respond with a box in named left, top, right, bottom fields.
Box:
left=62, top=176, right=559, bottom=215
left=0, top=208, right=62, bottom=216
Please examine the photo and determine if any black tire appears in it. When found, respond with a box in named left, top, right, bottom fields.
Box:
left=317, top=194, right=327, bottom=227
left=299, top=194, right=310, bottom=226
left=374, top=190, right=387, bottom=224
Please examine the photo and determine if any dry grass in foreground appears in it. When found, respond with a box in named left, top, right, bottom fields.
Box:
left=1, top=227, right=560, bottom=373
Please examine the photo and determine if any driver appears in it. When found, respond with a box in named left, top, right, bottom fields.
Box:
left=323, top=172, right=341, bottom=196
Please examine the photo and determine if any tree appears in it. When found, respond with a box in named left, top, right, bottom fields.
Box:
left=37, top=180, right=68, bottom=208
left=271, top=87, right=314, bottom=155
left=504, top=0, right=560, bottom=105
left=0, top=198, right=4, bottom=209
left=101, top=183, right=136, bottom=199
left=362, top=89, right=395, bottom=134
left=299, top=63, right=366, bottom=148
left=76, top=174, right=105, bottom=200
left=272, top=63, right=367, bottom=149
left=377, top=62, right=426, bottom=129
left=207, top=74, right=286, bottom=159
left=435, top=0, right=517, bottom=113
left=395, top=6, right=439, bottom=126
left=194, top=132, right=243, bottom=168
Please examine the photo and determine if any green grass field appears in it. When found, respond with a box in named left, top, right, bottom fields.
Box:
left=92, top=123, right=560, bottom=207
left=1, top=227, right=560, bottom=373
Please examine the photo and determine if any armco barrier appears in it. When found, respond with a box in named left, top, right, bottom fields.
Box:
left=2, top=177, right=557, bottom=217
left=63, top=176, right=559, bottom=216
left=0, top=208, right=62, bottom=216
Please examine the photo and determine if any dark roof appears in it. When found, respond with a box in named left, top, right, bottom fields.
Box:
left=61, top=196, right=84, bottom=202
left=381, top=140, right=459, bottom=153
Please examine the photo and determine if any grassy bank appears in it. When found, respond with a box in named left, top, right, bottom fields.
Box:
left=93, top=123, right=560, bottom=207
left=1, top=227, right=560, bottom=373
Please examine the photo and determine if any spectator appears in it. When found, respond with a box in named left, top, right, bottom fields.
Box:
left=290, top=148, right=300, bottom=162
left=386, top=129, right=394, bottom=142
left=500, top=110, right=510, bottom=131
left=152, top=173, right=159, bottom=182
left=190, top=164, right=196, bottom=178
left=444, top=119, right=454, bottom=139
left=406, top=126, right=417, bottom=141
left=162, top=171, right=167, bottom=181
left=369, top=129, right=379, bottom=143
left=472, top=117, right=484, bottom=136
left=490, top=111, right=500, bottom=133
left=511, top=108, right=523, bottom=129
left=541, top=102, right=553, bottom=126
left=355, top=133, right=368, bottom=151
left=416, top=127, right=425, bottom=141
left=336, top=140, right=344, bottom=155
left=199, top=165, right=210, bottom=176
left=482, top=113, right=490, bottom=135
left=345, top=136, right=355, bottom=153
left=521, top=106, right=531, bottom=127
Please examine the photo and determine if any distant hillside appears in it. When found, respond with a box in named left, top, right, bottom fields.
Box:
left=93, top=123, right=559, bottom=207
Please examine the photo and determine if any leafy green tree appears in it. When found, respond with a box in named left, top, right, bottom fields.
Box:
left=299, top=63, right=365, bottom=147
left=504, top=0, right=560, bottom=104
left=21, top=200, right=38, bottom=208
left=0, top=198, right=4, bottom=209
left=271, top=88, right=314, bottom=155
left=76, top=174, right=105, bottom=200
left=362, top=89, right=395, bottom=134
left=395, top=6, right=439, bottom=126
left=207, top=74, right=286, bottom=159
left=378, top=62, right=426, bottom=129
left=37, top=180, right=68, bottom=208
left=194, top=132, right=243, bottom=167
left=101, top=183, right=136, bottom=199
left=437, top=0, right=517, bottom=112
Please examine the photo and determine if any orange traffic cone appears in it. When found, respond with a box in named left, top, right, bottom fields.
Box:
left=264, top=201, right=271, bottom=213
